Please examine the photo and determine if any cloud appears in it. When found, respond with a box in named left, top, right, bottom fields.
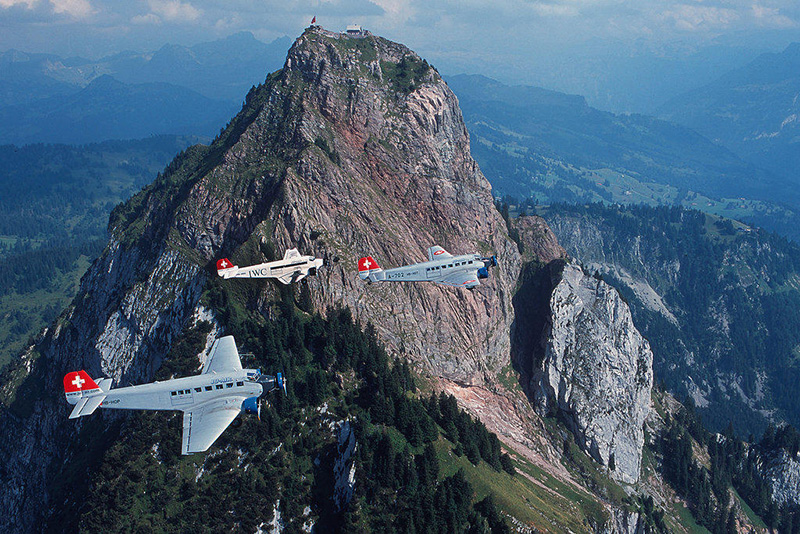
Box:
left=660, top=4, right=740, bottom=31
left=146, top=0, right=201, bottom=23
left=751, top=3, right=797, bottom=28
left=0, top=0, right=37, bottom=8
left=132, top=12, right=160, bottom=24
left=530, top=2, right=580, bottom=17
left=50, top=0, right=94, bottom=18
left=0, top=0, right=94, bottom=18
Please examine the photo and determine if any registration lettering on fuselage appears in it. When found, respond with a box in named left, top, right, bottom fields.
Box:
left=211, top=377, right=234, bottom=385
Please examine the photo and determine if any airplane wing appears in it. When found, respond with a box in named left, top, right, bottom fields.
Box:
left=438, top=270, right=480, bottom=289
left=201, top=336, right=243, bottom=374
left=428, top=245, right=453, bottom=262
left=182, top=398, right=243, bottom=454
left=283, top=248, right=301, bottom=260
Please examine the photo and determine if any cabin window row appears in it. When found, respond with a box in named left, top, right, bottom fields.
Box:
left=426, top=260, right=474, bottom=272
left=170, top=381, right=245, bottom=396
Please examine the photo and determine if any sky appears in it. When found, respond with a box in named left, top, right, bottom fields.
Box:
left=2, top=0, right=800, bottom=110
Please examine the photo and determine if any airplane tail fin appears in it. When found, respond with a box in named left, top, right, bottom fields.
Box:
left=216, top=258, right=237, bottom=277
left=64, top=371, right=110, bottom=418
left=358, top=256, right=383, bottom=282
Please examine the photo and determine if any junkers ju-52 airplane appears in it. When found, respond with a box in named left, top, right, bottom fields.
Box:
left=63, top=336, right=285, bottom=455
left=217, top=248, right=323, bottom=284
left=358, top=245, right=498, bottom=290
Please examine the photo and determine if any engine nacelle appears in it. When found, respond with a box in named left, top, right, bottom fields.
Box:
left=241, top=396, right=261, bottom=419
left=276, top=372, right=286, bottom=394
left=478, top=266, right=489, bottom=279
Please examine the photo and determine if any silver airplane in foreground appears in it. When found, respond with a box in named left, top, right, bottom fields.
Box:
left=63, top=336, right=285, bottom=455
left=217, top=248, right=323, bottom=284
left=358, top=246, right=497, bottom=290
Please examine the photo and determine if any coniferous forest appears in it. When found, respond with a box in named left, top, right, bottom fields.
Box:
left=43, top=278, right=515, bottom=533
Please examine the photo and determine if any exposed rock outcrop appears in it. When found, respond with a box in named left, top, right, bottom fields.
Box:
left=527, top=263, right=653, bottom=484
left=762, top=450, right=800, bottom=506
left=333, top=420, right=357, bottom=511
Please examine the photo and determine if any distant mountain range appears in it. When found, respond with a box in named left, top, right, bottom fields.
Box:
left=0, top=75, right=237, bottom=145
left=0, top=32, right=290, bottom=144
left=658, top=42, right=800, bottom=184
left=448, top=73, right=800, bottom=241
left=0, top=32, right=291, bottom=105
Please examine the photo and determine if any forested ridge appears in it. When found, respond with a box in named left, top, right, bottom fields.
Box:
left=0, top=136, right=197, bottom=369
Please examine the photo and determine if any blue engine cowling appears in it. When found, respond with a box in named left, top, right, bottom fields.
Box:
left=276, top=372, right=287, bottom=394
left=478, top=267, right=489, bottom=279
left=241, top=396, right=261, bottom=419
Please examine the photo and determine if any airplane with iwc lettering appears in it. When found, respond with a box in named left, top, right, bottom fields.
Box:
left=63, top=336, right=285, bottom=455
left=358, top=246, right=498, bottom=290
left=217, top=248, right=323, bottom=284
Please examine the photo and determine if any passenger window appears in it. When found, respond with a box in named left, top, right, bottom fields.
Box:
left=194, top=387, right=201, bottom=393
left=171, top=391, right=177, bottom=396
left=226, top=383, right=233, bottom=388
left=216, top=384, right=223, bottom=390
left=236, top=381, right=244, bottom=387
left=205, top=386, right=212, bottom=391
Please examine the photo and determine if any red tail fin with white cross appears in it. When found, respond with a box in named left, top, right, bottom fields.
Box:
left=358, top=256, right=382, bottom=281
left=63, top=370, right=100, bottom=405
left=216, top=258, right=237, bottom=277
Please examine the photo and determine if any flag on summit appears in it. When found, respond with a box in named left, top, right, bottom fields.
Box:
left=311, top=16, right=316, bottom=25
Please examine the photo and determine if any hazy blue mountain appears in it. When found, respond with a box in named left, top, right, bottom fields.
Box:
left=448, top=74, right=800, bottom=240
left=0, top=50, right=82, bottom=107
left=106, top=32, right=292, bottom=102
left=658, top=43, right=800, bottom=183
left=0, top=32, right=290, bottom=108
left=0, top=75, right=236, bottom=144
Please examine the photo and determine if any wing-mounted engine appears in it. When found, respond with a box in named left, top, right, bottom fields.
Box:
left=241, top=396, right=261, bottom=419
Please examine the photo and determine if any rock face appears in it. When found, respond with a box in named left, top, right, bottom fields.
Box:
left=528, top=263, right=653, bottom=484
left=762, top=450, right=800, bottom=506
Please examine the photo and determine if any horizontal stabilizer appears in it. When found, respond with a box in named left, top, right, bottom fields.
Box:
left=69, top=394, right=107, bottom=419
left=283, top=248, right=301, bottom=260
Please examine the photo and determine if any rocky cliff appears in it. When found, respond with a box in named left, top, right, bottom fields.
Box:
left=517, top=262, right=653, bottom=484
left=0, top=27, right=656, bottom=532
left=761, top=450, right=800, bottom=506
left=537, top=203, right=800, bottom=437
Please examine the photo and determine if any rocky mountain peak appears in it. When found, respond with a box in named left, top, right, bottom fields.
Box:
left=0, top=27, right=656, bottom=531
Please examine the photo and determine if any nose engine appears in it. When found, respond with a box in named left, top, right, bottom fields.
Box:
left=241, top=396, right=261, bottom=420
left=478, top=255, right=497, bottom=279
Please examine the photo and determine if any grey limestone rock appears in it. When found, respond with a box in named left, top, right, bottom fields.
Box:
left=531, top=263, right=653, bottom=483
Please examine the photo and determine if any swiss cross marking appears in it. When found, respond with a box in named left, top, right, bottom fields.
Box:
left=72, top=375, right=85, bottom=389
left=220, top=260, right=229, bottom=268
left=362, top=258, right=372, bottom=270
